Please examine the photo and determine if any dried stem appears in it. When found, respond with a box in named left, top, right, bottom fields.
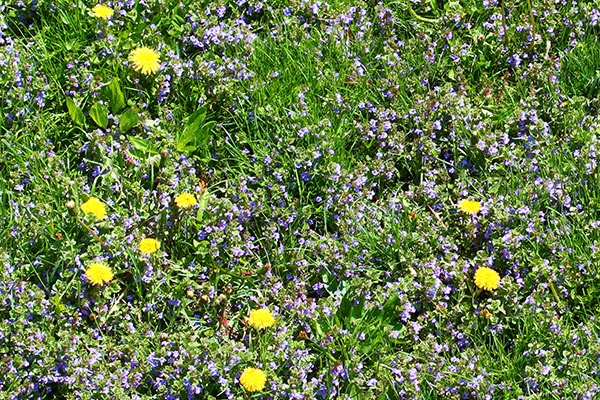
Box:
left=527, top=0, right=536, bottom=52
left=500, top=0, right=509, bottom=46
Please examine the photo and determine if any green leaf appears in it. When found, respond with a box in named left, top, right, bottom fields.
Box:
left=53, top=294, right=65, bottom=315
left=195, top=189, right=210, bottom=222
left=168, top=15, right=185, bottom=37
left=167, top=25, right=184, bottom=38
left=102, top=79, right=126, bottom=114
left=127, top=135, right=153, bottom=153
left=193, top=239, right=210, bottom=248
left=177, top=107, right=214, bottom=154
left=120, top=108, right=139, bottom=133
left=185, top=107, right=206, bottom=132
left=176, top=137, right=196, bottom=153
left=337, top=290, right=366, bottom=324
left=447, top=68, right=455, bottom=80
left=350, top=298, right=366, bottom=320
left=380, top=293, right=399, bottom=323
left=65, top=97, right=85, bottom=126
left=89, top=102, right=109, bottom=129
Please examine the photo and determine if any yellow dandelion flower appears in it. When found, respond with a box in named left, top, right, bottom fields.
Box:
left=239, top=368, right=266, bottom=392
left=175, top=193, right=197, bottom=209
left=248, top=308, right=275, bottom=330
left=80, top=197, right=106, bottom=220
left=91, top=4, right=114, bottom=19
left=474, top=267, right=501, bottom=291
left=458, top=199, right=482, bottom=215
left=85, top=263, right=114, bottom=286
left=129, top=47, right=161, bottom=75
left=139, top=238, right=160, bottom=254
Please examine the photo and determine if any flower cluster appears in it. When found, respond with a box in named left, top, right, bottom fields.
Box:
left=248, top=308, right=275, bottom=330
left=458, top=199, right=482, bottom=216
left=474, top=267, right=501, bottom=291
left=139, top=238, right=161, bottom=255
left=239, top=368, right=267, bottom=392
left=175, top=192, right=197, bottom=209
left=91, top=4, right=113, bottom=20
left=80, top=197, right=106, bottom=220
left=3, top=0, right=600, bottom=398
left=85, top=262, right=113, bottom=286
left=129, top=47, right=161, bottom=75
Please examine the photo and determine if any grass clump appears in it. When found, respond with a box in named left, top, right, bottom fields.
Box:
left=2, top=0, right=600, bottom=399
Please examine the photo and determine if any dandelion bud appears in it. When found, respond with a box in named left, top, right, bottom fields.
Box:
left=66, top=200, right=77, bottom=217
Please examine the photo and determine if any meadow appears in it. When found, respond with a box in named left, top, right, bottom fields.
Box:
left=1, top=0, right=600, bottom=398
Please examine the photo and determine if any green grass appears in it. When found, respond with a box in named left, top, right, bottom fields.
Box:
left=2, top=0, right=600, bottom=398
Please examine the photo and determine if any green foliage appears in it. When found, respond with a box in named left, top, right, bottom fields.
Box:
left=2, top=0, right=600, bottom=398
left=560, top=36, right=600, bottom=99
left=177, top=106, right=216, bottom=157
left=65, top=96, right=85, bottom=127
left=89, top=102, right=109, bottom=129
left=120, top=107, right=140, bottom=133
left=102, top=79, right=126, bottom=114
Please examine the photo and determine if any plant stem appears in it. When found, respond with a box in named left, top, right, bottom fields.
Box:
left=548, top=280, right=561, bottom=305
left=408, top=3, right=440, bottom=23
left=527, top=0, right=536, bottom=52
left=500, top=0, right=509, bottom=46
left=77, top=217, right=110, bottom=253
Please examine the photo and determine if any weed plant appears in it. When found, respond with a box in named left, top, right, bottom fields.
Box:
left=1, top=0, right=600, bottom=399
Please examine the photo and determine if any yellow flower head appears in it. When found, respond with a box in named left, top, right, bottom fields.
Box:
left=248, top=308, right=275, bottom=330
left=91, top=4, right=114, bottom=19
left=175, top=193, right=197, bottom=209
left=139, top=238, right=160, bottom=254
left=85, top=262, right=114, bottom=286
left=80, top=197, right=106, bottom=220
left=239, top=368, right=266, bottom=392
left=129, top=47, right=161, bottom=75
left=474, top=267, right=501, bottom=291
left=458, top=199, right=482, bottom=215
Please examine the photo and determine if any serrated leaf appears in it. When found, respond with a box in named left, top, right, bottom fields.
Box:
left=120, top=108, right=139, bottom=133
left=102, top=79, right=126, bottom=113
left=89, top=102, right=109, bottom=129
left=65, top=97, right=85, bottom=126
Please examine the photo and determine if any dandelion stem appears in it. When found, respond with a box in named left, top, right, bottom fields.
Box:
left=77, top=217, right=110, bottom=253
left=408, top=3, right=440, bottom=23
left=548, top=280, right=561, bottom=304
